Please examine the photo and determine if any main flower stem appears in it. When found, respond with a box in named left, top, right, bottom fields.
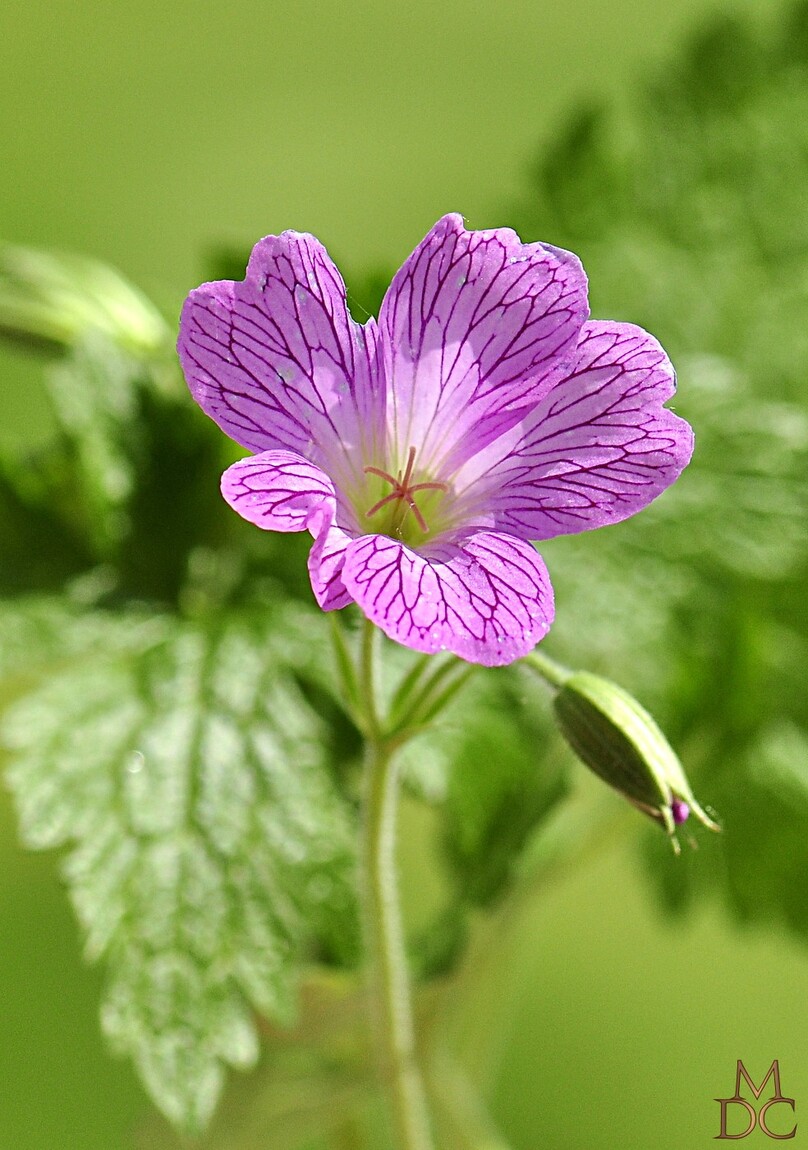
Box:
left=359, top=621, right=435, bottom=1150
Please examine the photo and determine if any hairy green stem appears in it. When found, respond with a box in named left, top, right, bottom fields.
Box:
left=359, top=620, right=435, bottom=1150
left=363, top=741, right=435, bottom=1150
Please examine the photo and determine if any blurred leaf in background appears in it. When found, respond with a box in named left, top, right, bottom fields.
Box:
left=0, top=257, right=367, bottom=1131
left=511, top=0, right=808, bottom=937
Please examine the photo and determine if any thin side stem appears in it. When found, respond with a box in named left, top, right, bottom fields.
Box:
left=393, top=656, right=460, bottom=726
left=408, top=663, right=477, bottom=729
left=523, top=648, right=573, bottom=690
left=389, top=657, right=478, bottom=741
left=361, top=616, right=381, bottom=738
left=387, top=654, right=435, bottom=727
left=329, top=613, right=362, bottom=725
left=428, top=1045, right=515, bottom=1150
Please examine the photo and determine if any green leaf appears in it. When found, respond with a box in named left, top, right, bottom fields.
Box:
left=44, top=333, right=148, bottom=554
left=111, top=386, right=233, bottom=605
left=1, top=332, right=172, bottom=592
left=0, top=328, right=234, bottom=602
left=636, top=358, right=808, bottom=582
left=46, top=331, right=230, bottom=590
left=2, top=605, right=359, bottom=1133
left=0, top=595, right=166, bottom=701
left=135, top=971, right=374, bottom=1150
left=440, top=671, right=569, bottom=907
left=0, top=448, right=96, bottom=593
left=540, top=358, right=808, bottom=710
left=515, top=8, right=808, bottom=398
left=0, top=243, right=169, bottom=354
left=513, top=3, right=808, bottom=677
left=0, top=251, right=243, bottom=604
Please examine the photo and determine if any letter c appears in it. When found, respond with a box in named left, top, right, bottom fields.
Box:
left=759, top=1098, right=797, bottom=1140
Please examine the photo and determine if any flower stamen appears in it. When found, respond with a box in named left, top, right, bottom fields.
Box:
left=364, top=445, right=447, bottom=534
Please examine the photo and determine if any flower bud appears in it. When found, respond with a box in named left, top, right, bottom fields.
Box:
left=551, top=670, right=719, bottom=849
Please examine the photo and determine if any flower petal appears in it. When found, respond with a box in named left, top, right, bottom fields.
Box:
left=377, top=213, right=588, bottom=476
left=178, top=232, right=381, bottom=487
left=221, top=450, right=336, bottom=532
left=457, top=321, right=694, bottom=539
left=307, top=513, right=355, bottom=611
left=341, top=530, right=554, bottom=666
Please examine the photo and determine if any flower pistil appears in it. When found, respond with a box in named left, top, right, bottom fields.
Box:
left=363, top=446, right=449, bottom=541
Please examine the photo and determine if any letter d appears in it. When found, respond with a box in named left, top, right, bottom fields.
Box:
left=715, top=1098, right=757, bottom=1139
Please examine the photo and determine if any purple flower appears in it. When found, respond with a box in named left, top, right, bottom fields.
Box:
left=178, top=214, right=692, bottom=666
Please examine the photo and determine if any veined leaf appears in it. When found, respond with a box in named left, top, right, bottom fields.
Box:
left=0, top=595, right=166, bottom=701
left=2, top=606, right=359, bottom=1132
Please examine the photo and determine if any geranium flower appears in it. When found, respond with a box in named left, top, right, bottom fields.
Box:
left=178, top=214, right=692, bottom=666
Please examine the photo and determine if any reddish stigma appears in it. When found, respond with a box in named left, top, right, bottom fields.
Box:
left=364, top=446, right=447, bottom=533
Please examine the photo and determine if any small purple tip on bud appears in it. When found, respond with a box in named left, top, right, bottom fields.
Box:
left=671, top=800, right=690, bottom=825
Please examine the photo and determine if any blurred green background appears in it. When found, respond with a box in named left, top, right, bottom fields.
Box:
left=2, top=2, right=808, bottom=1148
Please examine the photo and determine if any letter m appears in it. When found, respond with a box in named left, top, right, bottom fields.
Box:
left=733, top=1060, right=785, bottom=1102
